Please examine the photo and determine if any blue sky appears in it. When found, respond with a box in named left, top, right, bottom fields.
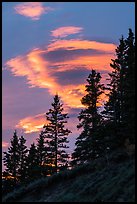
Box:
left=2, top=2, right=135, bottom=62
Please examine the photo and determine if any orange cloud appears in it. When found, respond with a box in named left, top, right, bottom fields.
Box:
left=16, top=109, right=74, bottom=134
left=2, top=141, right=9, bottom=148
left=5, top=39, right=116, bottom=109
left=4, top=21, right=117, bottom=134
left=51, top=26, right=83, bottom=38
left=47, top=39, right=116, bottom=53
left=5, top=49, right=56, bottom=89
left=51, top=54, right=114, bottom=73
left=14, top=2, right=52, bottom=20
left=16, top=113, right=47, bottom=133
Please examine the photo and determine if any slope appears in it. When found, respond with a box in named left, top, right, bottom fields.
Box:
left=2, top=150, right=135, bottom=202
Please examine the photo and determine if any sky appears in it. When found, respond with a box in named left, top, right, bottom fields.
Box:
left=2, top=2, right=135, bottom=162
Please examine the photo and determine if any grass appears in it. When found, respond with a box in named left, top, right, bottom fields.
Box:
left=2, top=151, right=135, bottom=202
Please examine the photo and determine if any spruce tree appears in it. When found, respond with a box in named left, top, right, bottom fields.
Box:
left=124, top=28, right=135, bottom=144
left=3, top=130, right=20, bottom=185
left=36, top=130, right=48, bottom=176
left=102, top=35, right=127, bottom=148
left=103, top=29, right=135, bottom=148
left=26, top=143, right=39, bottom=181
left=18, top=136, right=28, bottom=182
left=103, top=35, right=127, bottom=125
left=43, top=94, right=71, bottom=173
left=72, top=70, right=104, bottom=166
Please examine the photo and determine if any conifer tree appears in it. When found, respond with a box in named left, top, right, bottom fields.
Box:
left=36, top=130, right=48, bottom=176
left=72, top=70, right=104, bottom=166
left=18, top=136, right=28, bottom=182
left=43, top=94, right=71, bottom=173
left=103, top=36, right=127, bottom=125
left=103, top=29, right=135, bottom=147
left=3, top=130, right=20, bottom=185
left=26, top=143, right=39, bottom=181
left=102, top=35, right=127, bottom=148
left=124, top=28, right=135, bottom=144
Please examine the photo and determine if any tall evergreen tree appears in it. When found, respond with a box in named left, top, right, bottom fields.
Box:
left=3, top=130, right=20, bottom=185
left=72, top=70, right=105, bottom=166
left=26, top=143, right=39, bottom=181
left=102, top=35, right=127, bottom=149
left=43, top=94, right=71, bottom=173
left=103, top=29, right=135, bottom=147
left=103, top=35, right=127, bottom=125
left=18, top=136, right=28, bottom=182
left=124, top=28, right=135, bottom=144
left=36, top=130, right=48, bottom=176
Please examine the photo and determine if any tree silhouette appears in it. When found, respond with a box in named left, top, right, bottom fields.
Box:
left=103, top=35, right=127, bottom=125
left=36, top=130, right=48, bottom=176
left=18, top=136, right=28, bottom=182
left=26, top=143, right=39, bottom=181
left=124, top=28, right=135, bottom=144
left=72, top=70, right=105, bottom=166
left=3, top=130, right=20, bottom=185
left=43, top=94, right=71, bottom=173
left=103, top=28, right=135, bottom=148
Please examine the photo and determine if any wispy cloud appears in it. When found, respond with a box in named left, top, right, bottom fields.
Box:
left=47, top=39, right=116, bottom=52
left=5, top=34, right=115, bottom=133
left=16, top=113, right=47, bottom=133
left=51, top=26, right=83, bottom=38
left=14, top=2, right=53, bottom=20
left=5, top=38, right=116, bottom=109
left=16, top=108, right=79, bottom=134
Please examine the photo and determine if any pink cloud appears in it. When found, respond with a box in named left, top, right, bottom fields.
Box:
left=16, top=108, right=75, bottom=134
left=2, top=141, right=9, bottom=148
left=47, top=39, right=116, bottom=53
left=51, top=26, right=83, bottom=38
left=5, top=39, right=116, bottom=110
left=14, top=2, right=53, bottom=20
left=16, top=113, right=47, bottom=133
left=5, top=36, right=116, bottom=133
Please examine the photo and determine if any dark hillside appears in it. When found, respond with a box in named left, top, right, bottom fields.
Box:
left=2, top=151, right=135, bottom=202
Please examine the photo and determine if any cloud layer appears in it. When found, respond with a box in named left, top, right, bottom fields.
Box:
left=4, top=26, right=116, bottom=133
left=51, top=26, right=83, bottom=38
left=16, top=107, right=79, bottom=135
left=5, top=38, right=116, bottom=108
left=16, top=113, right=47, bottom=133
left=14, top=2, right=52, bottom=20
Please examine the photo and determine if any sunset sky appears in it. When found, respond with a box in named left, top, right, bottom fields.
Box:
left=2, top=2, right=135, bottom=160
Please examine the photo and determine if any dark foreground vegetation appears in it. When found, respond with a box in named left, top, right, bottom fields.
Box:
left=2, top=150, right=135, bottom=202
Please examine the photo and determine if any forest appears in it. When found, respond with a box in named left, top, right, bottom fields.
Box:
left=2, top=29, right=135, bottom=199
